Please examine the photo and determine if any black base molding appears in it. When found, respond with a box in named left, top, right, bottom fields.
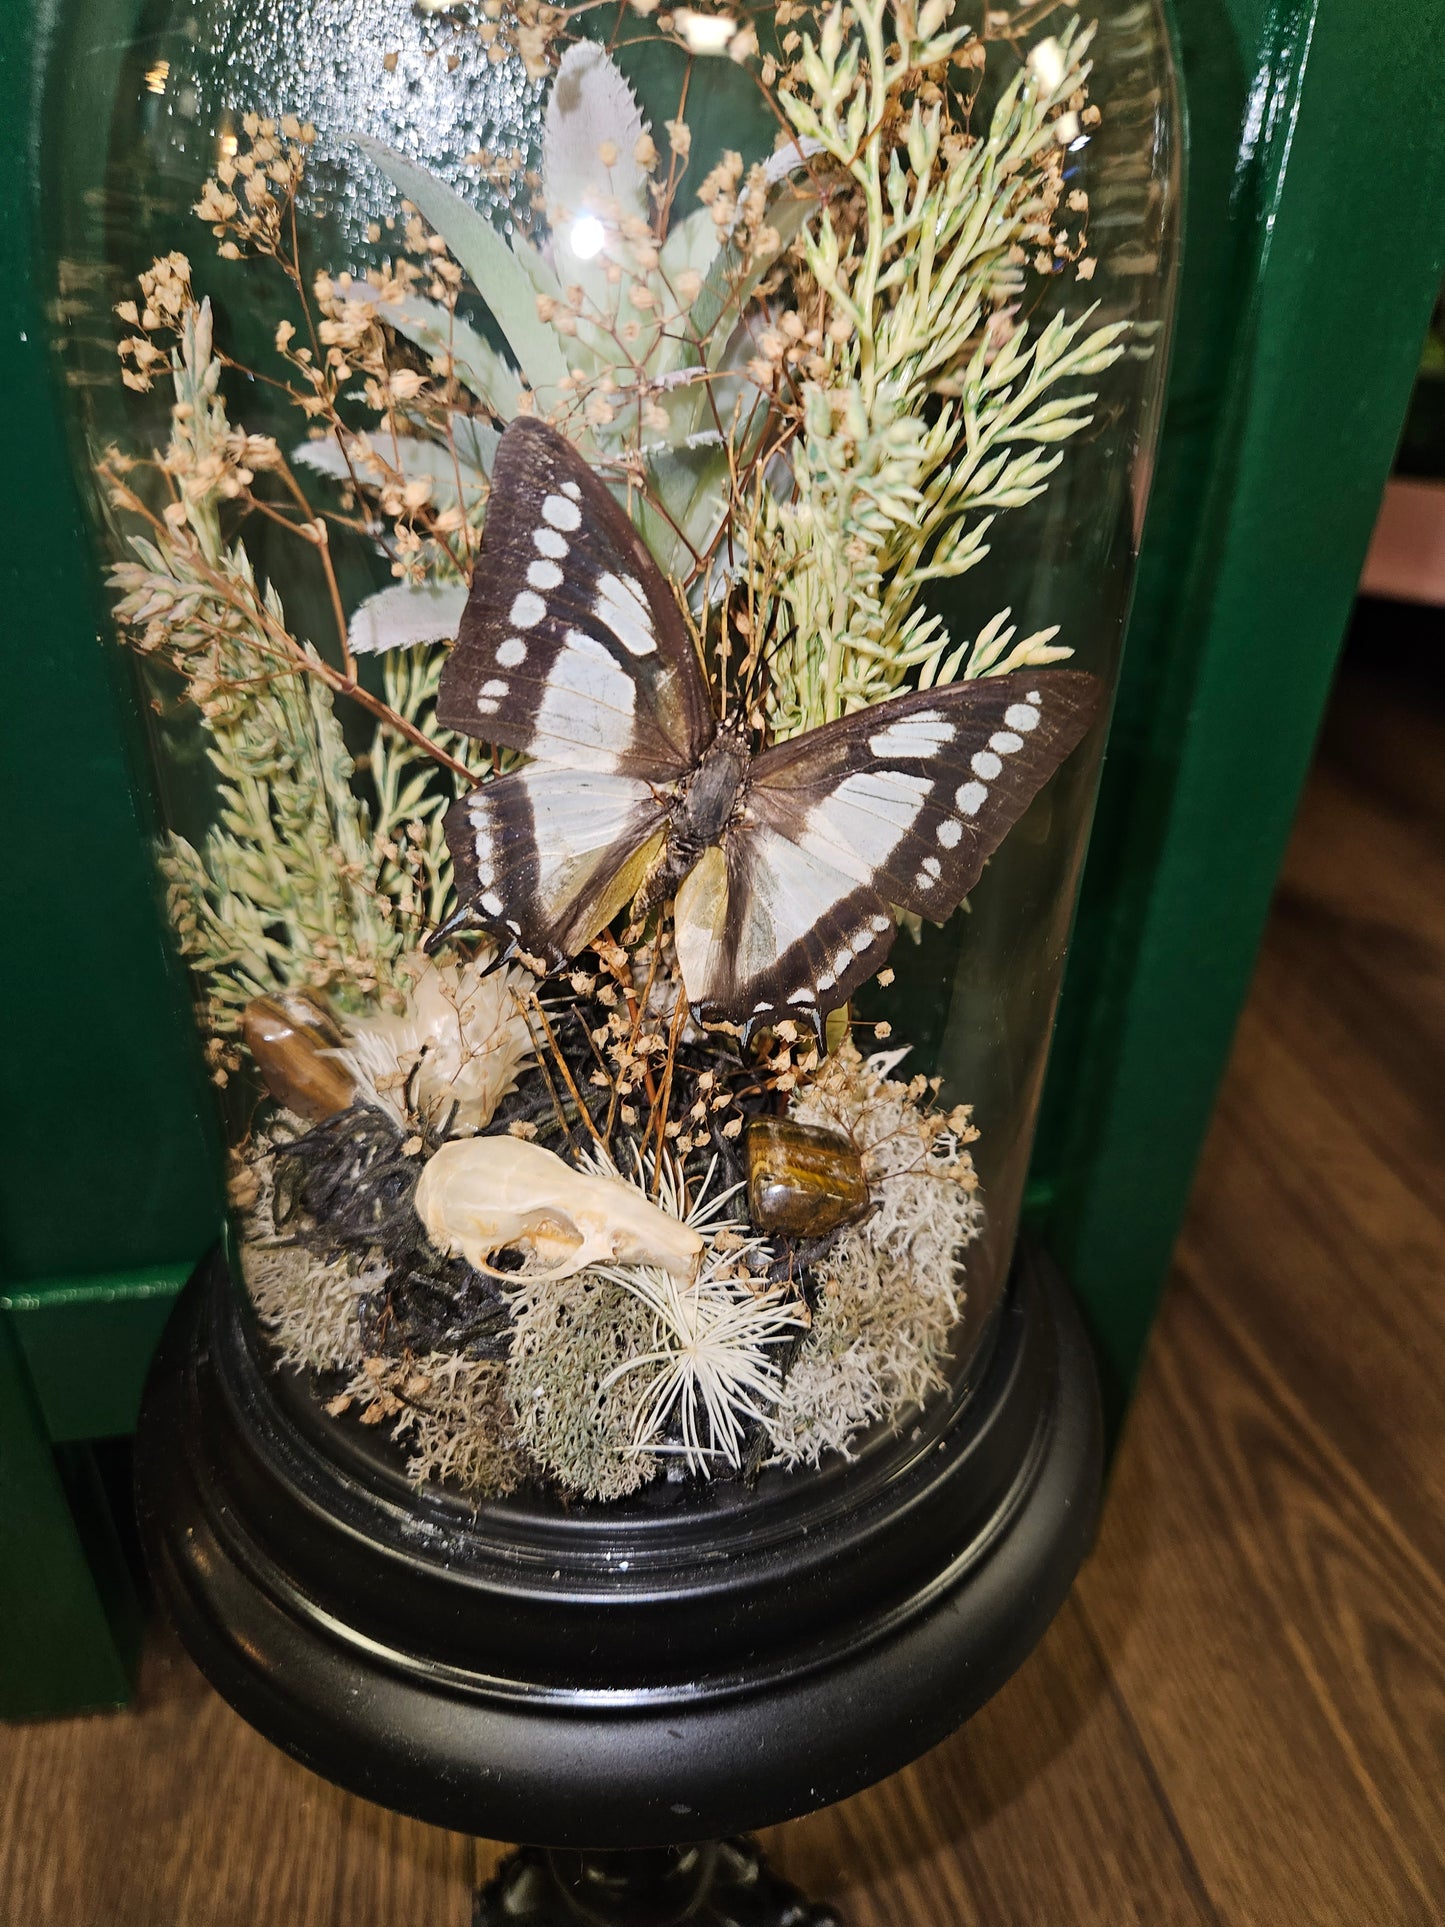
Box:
left=135, top=1241, right=1101, bottom=1851
left=474, top=1838, right=840, bottom=1926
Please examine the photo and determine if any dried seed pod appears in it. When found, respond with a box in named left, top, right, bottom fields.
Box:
left=415, top=1136, right=704, bottom=1281
left=242, top=995, right=355, bottom=1122
left=745, top=1118, right=869, bottom=1238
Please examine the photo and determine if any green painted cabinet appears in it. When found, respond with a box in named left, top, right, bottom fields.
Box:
left=4, top=0, right=1444, bottom=1716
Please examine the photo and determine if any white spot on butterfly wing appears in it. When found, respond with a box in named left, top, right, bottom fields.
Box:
left=989, top=731, right=1024, bottom=755
left=511, top=591, right=546, bottom=628
left=497, top=638, right=527, bottom=668
left=543, top=492, right=582, bottom=530
left=480, top=891, right=504, bottom=916
left=1005, top=702, right=1040, bottom=732
left=594, top=572, right=657, bottom=658
left=936, top=818, right=963, bottom=849
left=971, top=751, right=1003, bottom=781
left=868, top=712, right=955, bottom=759
left=956, top=781, right=988, bottom=816
left=832, top=947, right=852, bottom=977
left=480, top=678, right=508, bottom=698
left=528, top=559, right=564, bottom=592
left=467, top=801, right=495, bottom=880
left=533, top=527, right=568, bottom=560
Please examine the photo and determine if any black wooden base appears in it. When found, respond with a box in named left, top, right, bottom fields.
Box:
left=135, top=1240, right=1100, bottom=1852
left=475, top=1838, right=839, bottom=1926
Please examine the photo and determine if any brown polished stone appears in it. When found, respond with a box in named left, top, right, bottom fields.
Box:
left=745, top=1118, right=869, bottom=1238
left=241, top=995, right=355, bottom=1122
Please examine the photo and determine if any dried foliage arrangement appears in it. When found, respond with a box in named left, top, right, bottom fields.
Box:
left=101, top=0, right=1119, bottom=1503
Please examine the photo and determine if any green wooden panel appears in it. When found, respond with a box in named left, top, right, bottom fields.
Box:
left=2, top=1266, right=190, bottom=1443
left=0, top=1313, right=139, bottom=1720
left=1032, top=0, right=1445, bottom=1418
left=0, top=0, right=221, bottom=1291
left=1, top=0, right=211, bottom=1719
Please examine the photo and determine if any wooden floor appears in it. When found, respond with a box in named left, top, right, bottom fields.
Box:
left=3, top=640, right=1444, bottom=1925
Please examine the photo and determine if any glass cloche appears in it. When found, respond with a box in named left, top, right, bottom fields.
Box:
left=44, top=0, right=1179, bottom=1505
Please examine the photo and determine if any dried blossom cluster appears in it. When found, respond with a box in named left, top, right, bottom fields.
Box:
left=102, top=306, right=473, bottom=1046
left=196, top=113, right=315, bottom=260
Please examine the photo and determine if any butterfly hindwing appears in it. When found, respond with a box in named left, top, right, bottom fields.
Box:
left=445, top=766, right=668, bottom=970
left=436, top=417, right=715, bottom=779
left=674, top=837, right=897, bottom=1039
left=675, top=671, right=1100, bottom=1032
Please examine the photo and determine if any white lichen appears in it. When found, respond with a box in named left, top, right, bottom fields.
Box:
left=504, top=1150, right=802, bottom=1497
left=505, top=1270, right=664, bottom=1502
left=329, top=1350, right=527, bottom=1498
left=238, top=1149, right=378, bottom=1373
left=765, top=1044, right=984, bottom=1467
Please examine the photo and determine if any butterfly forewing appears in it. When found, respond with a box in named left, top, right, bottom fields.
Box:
left=752, top=671, right=1100, bottom=916
left=437, top=417, right=717, bottom=962
left=437, top=418, right=715, bottom=779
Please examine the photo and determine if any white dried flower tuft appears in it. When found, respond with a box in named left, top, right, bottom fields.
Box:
left=335, top=950, right=535, bottom=1134
left=598, top=1255, right=804, bottom=1474
left=590, top=1153, right=803, bottom=1474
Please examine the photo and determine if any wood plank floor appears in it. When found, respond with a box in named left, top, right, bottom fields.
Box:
left=3, top=639, right=1443, bottom=1925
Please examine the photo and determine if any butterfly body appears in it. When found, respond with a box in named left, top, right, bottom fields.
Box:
left=631, top=713, right=751, bottom=924
left=433, top=418, right=1102, bottom=1041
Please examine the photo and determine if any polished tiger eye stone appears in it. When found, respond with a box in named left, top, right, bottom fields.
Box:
left=745, top=1119, right=869, bottom=1238
left=241, top=995, right=354, bottom=1122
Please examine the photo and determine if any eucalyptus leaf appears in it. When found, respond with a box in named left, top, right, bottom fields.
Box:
left=349, top=279, right=521, bottom=419
left=350, top=582, right=469, bottom=656
left=350, top=132, right=569, bottom=402
left=694, top=174, right=820, bottom=374
left=657, top=204, right=722, bottom=289
left=543, top=42, right=648, bottom=305
left=294, top=423, right=497, bottom=517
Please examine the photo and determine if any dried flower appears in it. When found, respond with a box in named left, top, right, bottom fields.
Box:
left=336, top=951, right=536, bottom=1134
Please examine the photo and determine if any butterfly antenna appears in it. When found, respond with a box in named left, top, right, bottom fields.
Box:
left=740, top=594, right=791, bottom=726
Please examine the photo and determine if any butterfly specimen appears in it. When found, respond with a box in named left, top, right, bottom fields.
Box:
left=433, top=418, right=1101, bottom=1042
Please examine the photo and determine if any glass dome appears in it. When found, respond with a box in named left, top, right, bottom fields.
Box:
left=44, top=0, right=1179, bottom=1503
